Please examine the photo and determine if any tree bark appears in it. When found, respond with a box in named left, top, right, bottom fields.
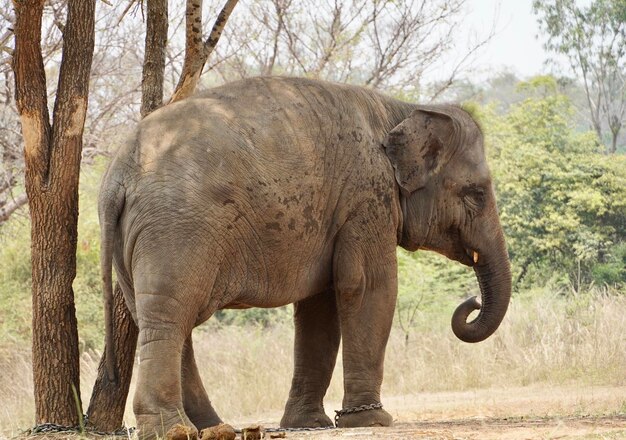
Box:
left=169, top=0, right=239, bottom=103
left=610, top=131, right=618, bottom=154
left=86, top=283, right=138, bottom=431
left=13, top=0, right=95, bottom=426
left=140, top=0, right=168, bottom=118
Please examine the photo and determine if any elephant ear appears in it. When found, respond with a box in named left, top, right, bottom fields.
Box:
left=382, top=107, right=460, bottom=194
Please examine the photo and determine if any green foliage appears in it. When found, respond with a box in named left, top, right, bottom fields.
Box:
left=0, top=161, right=109, bottom=351
left=395, top=249, right=479, bottom=335
left=0, top=216, right=32, bottom=346
left=474, top=75, right=626, bottom=289
left=212, top=306, right=292, bottom=328
left=591, top=242, right=626, bottom=285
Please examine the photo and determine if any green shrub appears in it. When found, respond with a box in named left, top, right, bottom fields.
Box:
left=591, top=242, right=626, bottom=286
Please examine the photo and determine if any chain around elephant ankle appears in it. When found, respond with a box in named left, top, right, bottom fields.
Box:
left=334, top=402, right=384, bottom=426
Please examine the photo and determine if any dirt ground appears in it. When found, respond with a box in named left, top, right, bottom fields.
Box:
left=258, top=415, right=626, bottom=440
left=239, top=385, right=626, bottom=440
left=10, top=384, right=626, bottom=440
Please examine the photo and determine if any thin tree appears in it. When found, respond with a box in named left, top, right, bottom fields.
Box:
left=12, top=0, right=95, bottom=425
left=85, top=0, right=167, bottom=430
left=534, top=0, right=626, bottom=154
left=87, top=0, right=239, bottom=431
left=210, top=0, right=494, bottom=98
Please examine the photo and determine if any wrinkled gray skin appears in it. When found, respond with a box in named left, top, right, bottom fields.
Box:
left=99, top=77, right=511, bottom=438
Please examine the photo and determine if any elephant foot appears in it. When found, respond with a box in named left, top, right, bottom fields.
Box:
left=135, top=411, right=197, bottom=440
left=186, top=409, right=222, bottom=431
left=280, top=406, right=333, bottom=428
left=335, top=408, right=393, bottom=428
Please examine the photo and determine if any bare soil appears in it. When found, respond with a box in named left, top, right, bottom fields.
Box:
left=245, top=385, right=626, bottom=440
left=9, top=385, right=626, bottom=440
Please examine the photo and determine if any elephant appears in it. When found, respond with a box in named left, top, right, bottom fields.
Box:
left=98, top=76, right=511, bottom=438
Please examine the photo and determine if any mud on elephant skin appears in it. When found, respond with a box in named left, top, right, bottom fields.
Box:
left=98, top=76, right=511, bottom=438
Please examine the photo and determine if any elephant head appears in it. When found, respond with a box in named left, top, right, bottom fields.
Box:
left=383, top=105, right=511, bottom=343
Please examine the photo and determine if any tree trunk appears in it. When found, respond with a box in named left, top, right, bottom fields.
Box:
left=169, top=0, right=239, bottom=103
left=611, top=133, right=617, bottom=154
left=88, top=1, right=239, bottom=431
left=86, top=283, right=138, bottom=431
left=13, top=0, right=95, bottom=425
left=140, top=0, right=169, bottom=118
left=87, top=0, right=168, bottom=430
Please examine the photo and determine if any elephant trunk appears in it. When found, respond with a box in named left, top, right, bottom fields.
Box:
left=451, top=227, right=511, bottom=343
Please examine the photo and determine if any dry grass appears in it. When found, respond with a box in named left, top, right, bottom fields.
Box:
left=1, top=294, right=625, bottom=437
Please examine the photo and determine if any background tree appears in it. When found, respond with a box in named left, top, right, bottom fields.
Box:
left=86, top=0, right=168, bottom=430
left=1, top=0, right=150, bottom=226
left=169, top=0, right=239, bottom=103
left=480, top=76, right=626, bottom=288
left=533, top=0, right=626, bottom=154
left=210, top=0, right=494, bottom=99
left=12, top=0, right=95, bottom=426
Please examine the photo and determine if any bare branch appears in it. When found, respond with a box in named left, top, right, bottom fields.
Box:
left=116, top=0, right=142, bottom=26
left=0, top=192, right=27, bottom=223
left=0, top=29, right=12, bottom=55
left=169, top=0, right=239, bottom=103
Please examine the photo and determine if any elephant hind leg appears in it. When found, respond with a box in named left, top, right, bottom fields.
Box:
left=133, top=324, right=194, bottom=439
left=280, top=289, right=340, bottom=428
left=182, top=335, right=222, bottom=430
left=132, top=285, right=198, bottom=439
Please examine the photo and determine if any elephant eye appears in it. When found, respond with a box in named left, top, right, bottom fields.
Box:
left=460, top=185, right=485, bottom=215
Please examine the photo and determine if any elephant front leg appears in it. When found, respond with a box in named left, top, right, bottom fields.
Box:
left=280, top=289, right=340, bottom=428
left=182, top=335, right=222, bottom=430
left=333, top=240, right=397, bottom=428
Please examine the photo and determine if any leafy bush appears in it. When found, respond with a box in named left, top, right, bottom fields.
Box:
left=474, top=75, right=626, bottom=289
left=0, top=162, right=108, bottom=350
left=212, top=306, right=292, bottom=327
left=591, top=242, right=626, bottom=286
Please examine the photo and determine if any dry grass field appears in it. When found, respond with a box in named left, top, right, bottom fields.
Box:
left=1, top=294, right=625, bottom=439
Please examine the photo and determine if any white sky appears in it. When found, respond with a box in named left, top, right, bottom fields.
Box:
left=458, top=0, right=550, bottom=79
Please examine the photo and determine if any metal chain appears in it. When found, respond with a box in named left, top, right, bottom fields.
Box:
left=247, top=403, right=384, bottom=433
left=27, top=405, right=383, bottom=436
left=334, top=402, right=384, bottom=426
left=27, top=415, right=135, bottom=437
left=29, top=422, right=79, bottom=435
left=266, top=426, right=335, bottom=433
left=232, top=426, right=335, bottom=434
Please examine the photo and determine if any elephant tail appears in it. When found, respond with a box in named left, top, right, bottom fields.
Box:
left=99, top=179, right=125, bottom=384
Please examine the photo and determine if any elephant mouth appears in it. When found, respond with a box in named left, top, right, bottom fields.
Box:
left=444, top=231, right=481, bottom=267
left=464, top=248, right=480, bottom=265
left=420, top=241, right=479, bottom=267
left=445, top=227, right=482, bottom=268
left=450, top=247, right=479, bottom=268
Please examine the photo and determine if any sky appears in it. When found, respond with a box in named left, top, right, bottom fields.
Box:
left=461, top=0, right=550, bottom=79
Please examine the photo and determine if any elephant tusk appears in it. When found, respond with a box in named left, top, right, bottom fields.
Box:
left=473, top=251, right=479, bottom=263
